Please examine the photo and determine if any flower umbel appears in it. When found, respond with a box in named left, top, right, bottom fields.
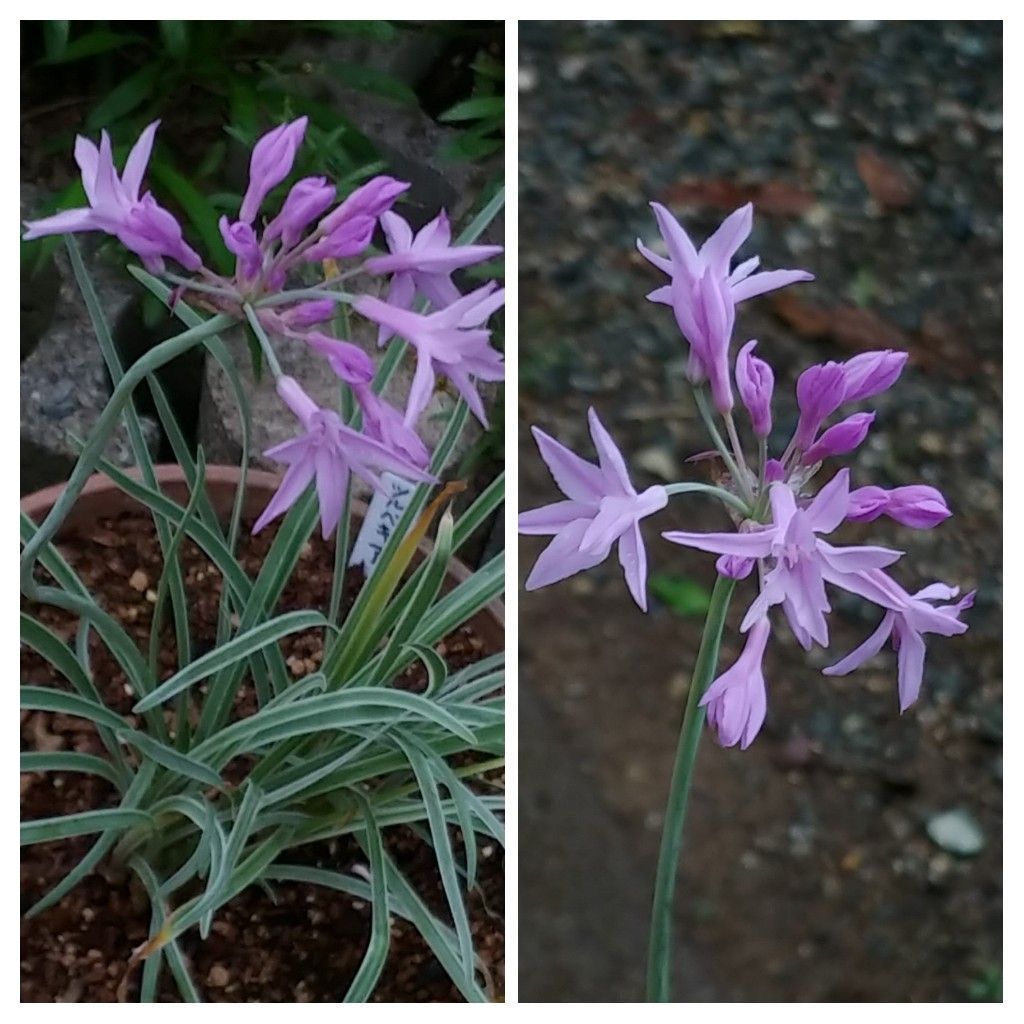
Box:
left=522, top=197, right=969, bottom=739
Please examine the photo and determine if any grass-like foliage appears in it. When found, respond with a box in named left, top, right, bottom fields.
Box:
left=20, top=195, right=505, bottom=1001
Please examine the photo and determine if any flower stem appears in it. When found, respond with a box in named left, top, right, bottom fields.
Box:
left=692, top=389, right=754, bottom=506
left=646, top=573, right=736, bottom=1002
left=255, top=288, right=358, bottom=307
left=242, top=302, right=283, bottom=380
left=664, top=481, right=751, bottom=517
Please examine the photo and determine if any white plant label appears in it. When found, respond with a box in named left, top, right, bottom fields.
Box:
left=349, top=473, right=417, bottom=575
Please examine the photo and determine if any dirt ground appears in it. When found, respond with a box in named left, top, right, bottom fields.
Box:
left=518, top=21, right=1001, bottom=1002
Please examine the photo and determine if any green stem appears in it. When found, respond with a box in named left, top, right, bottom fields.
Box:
left=646, top=574, right=736, bottom=1002
left=254, top=288, right=358, bottom=307
left=243, top=303, right=283, bottom=379
left=663, top=481, right=751, bottom=517
left=692, top=389, right=753, bottom=506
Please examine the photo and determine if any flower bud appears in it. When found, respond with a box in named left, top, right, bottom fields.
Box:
left=264, top=176, right=335, bottom=248
left=735, top=339, right=773, bottom=438
left=279, top=299, right=336, bottom=329
left=239, top=116, right=308, bottom=224
left=306, top=175, right=410, bottom=261
left=764, top=458, right=786, bottom=483
left=841, top=350, right=908, bottom=403
left=885, top=485, right=950, bottom=528
left=218, top=216, right=261, bottom=280
left=303, top=332, right=374, bottom=384
left=716, top=553, right=756, bottom=580
left=802, top=412, right=874, bottom=464
left=847, top=485, right=889, bottom=522
left=794, top=362, right=846, bottom=449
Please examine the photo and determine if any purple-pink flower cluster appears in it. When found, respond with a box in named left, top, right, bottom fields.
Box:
left=24, top=118, right=504, bottom=540
left=520, top=201, right=970, bottom=748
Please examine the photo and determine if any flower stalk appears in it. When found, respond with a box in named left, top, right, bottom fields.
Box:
left=646, top=573, right=735, bottom=1002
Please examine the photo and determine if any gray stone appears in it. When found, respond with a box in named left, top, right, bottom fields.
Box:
left=21, top=184, right=160, bottom=496
left=926, top=809, right=985, bottom=857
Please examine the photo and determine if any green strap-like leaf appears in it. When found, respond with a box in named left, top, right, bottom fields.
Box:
left=133, top=610, right=329, bottom=713
left=20, top=751, right=120, bottom=785
left=21, top=807, right=152, bottom=846
left=342, top=792, right=390, bottom=1002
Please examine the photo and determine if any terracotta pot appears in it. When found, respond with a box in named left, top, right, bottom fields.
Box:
left=21, top=465, right=504, bottom=646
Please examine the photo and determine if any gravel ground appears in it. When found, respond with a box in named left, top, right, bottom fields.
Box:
left=517, top=20, right=1001, bottom=1003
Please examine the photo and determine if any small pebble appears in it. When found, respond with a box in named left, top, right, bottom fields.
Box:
left=926, top=809, right=985, bottom=856
left=207, top=964, right=230, bottom=988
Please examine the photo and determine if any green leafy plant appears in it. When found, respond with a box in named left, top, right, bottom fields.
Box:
left=21, top=136, right=505, bottom=1001
left=439, top=51, right=504, bottom=162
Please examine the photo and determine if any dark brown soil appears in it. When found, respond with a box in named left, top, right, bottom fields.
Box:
left=21, top=510, right=504, bottom=1003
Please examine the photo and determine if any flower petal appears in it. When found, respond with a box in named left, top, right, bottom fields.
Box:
left=805, top=468, right=850, bottom=534
left=663, top=527, right=775, bottom=558
left=617, top=521, right=649, bottom=611
left=649, top=202, right=700, bottom=278
left=524, top=518, right=610, bottom=591
left=730, top=268, right=815, bottom=303
left=518, top=500, right=589, bottom=535
left=823, top=612, right=895, bottom=676
left=314, top=447, right=348, bottom=539
left=896, top=624, right=927, bottom=712
left=817, top=540, right=903, bottom=574
left=380, top=209, right=414, bottom=252
left=586, top=407, right=634, bottom=496
left=531, top=427, right=607, bottom=504
left=699, top=203, right=752, bottom=276
left=404, top=352, right=437, bottom=426
left=645, top=284, right=673, bottom=305
left=121, top=120, right=159, bottom=201
left=636, top=238, right=673, bottom=277
left=22, top=207, right=100, bottom=240
left=252, top=456, right=316, bottom=534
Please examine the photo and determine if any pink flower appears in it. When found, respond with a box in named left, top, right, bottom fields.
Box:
left=351, top=382, right=430, bottom=469
left=824, top=576, right=973, bottom=711
left=663, top=470, right=903, bottom=649
left=23, top=121, right=201, bottom=274
left=365, top=210, right=503, bottom=343
left=638, top=202, right=812, bottom=408
left=519, top=408, right=668, bottom=611
left=700, top=618, right=770, bottom=749
left=794, top=362, right=848, bottom=449
left=254, top=377, right=434, bottom=538
left=354, top=283, right=504, bottom=427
